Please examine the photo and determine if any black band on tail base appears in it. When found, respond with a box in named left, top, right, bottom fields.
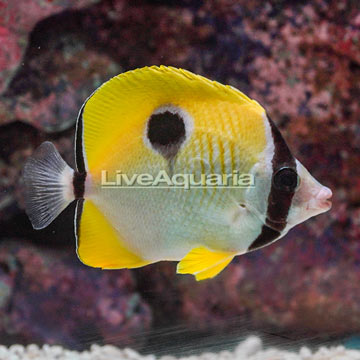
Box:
left=73, top=171, right=86, bottom=199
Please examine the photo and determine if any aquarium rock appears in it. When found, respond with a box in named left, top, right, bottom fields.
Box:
left=0, top=241, right=152, bottom=350
left=0, top=0, right=359, bottom=347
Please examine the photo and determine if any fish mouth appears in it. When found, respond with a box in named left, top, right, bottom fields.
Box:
left=307, top=199, right=332, bottom=212
left=306, top=186, right=333, bottom=212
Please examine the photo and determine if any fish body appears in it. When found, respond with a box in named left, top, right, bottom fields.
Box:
left=23, top=66, right=332, bottom=280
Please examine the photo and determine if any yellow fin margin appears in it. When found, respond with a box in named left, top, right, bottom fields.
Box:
left=177, top=246, right=235, bottom=281
left=77, top=200, right=150, bottom=269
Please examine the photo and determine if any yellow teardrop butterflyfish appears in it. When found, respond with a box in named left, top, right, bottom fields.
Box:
left=22, top=66, right=332, bottom=281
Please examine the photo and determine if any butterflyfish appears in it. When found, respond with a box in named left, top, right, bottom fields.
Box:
left=23, top=66, right=332, bottom=280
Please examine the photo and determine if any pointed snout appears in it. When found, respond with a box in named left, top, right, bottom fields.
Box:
left=295, top=160, right=333, bottom=215
left=314, top=186, right=332, bottom=210
left=316, top=186, right=332, bottom=201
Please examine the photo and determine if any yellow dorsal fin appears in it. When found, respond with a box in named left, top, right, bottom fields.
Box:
left=177, top=246, right=235, bottom=281
left=78, top=66, right=265, bottom=173
left=76, top=200, right=150, bottom=269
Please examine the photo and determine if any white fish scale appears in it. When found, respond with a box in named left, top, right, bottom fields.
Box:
left=93, top=184, right=214, bottom=260
left=83, top=106, right=268, bottom=263
left=89, top=139, right=262, bottom=261
left=91, top=187, right=197, bottom=260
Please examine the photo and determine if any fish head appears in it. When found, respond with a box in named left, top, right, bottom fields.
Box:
left=244, top=156, right=332, bottom=234
left=241, top=112, right=333, bottom=238
left=285, top=160, right=332, bottom=229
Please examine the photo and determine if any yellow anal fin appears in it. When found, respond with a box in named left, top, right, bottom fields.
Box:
left=194, top=257, right=234, bottom=281
left=77, top=200, right=150, bottom=269
left=177, top=246, right=235, bottom=281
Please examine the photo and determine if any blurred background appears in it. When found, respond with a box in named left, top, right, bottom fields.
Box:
left=0, top=0, right=359, bottom=356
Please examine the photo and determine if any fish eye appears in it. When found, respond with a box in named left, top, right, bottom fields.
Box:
left=273, top=167, right=299, bottom=192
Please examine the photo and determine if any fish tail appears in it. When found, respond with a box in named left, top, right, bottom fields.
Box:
left=22, top=141, right=76, bottom=230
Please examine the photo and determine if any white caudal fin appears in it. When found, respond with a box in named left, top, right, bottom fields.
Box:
left=22, top=141, right=75, bottom=229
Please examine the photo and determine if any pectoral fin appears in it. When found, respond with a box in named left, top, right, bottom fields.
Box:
left=177, top=246, right=235, bottom=281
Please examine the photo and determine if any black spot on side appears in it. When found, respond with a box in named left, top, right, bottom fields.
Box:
left=147, top=110, right=186, bottom=159
left=248, top=225, right=280, bottom=251
left=73, top=171, right=86, bottom=199
left=75, top=104, right=86, bottom=173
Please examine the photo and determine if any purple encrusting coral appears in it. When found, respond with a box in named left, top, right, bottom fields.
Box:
left=0, top=0, right=359, bottom=351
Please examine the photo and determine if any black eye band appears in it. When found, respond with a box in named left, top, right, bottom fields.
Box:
left=273, top=167, right=299, bottom=192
